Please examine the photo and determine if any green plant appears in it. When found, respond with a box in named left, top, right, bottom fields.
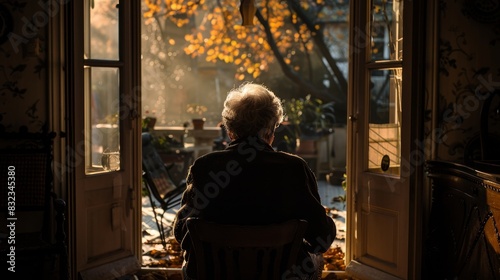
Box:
left=152, top=134, right=183, bottom=153
left=142, top=116, right=157, bottom=132
left=283, top=95, right=335, bottom=139
left=333, top=173, right=347, bottom=209
left=341, top=173, right=347, bottom=191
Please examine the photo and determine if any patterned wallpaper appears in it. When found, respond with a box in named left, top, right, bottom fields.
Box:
left=434, top=0, right=500, bottom=162
left=0, top=0, right=47, bottom=133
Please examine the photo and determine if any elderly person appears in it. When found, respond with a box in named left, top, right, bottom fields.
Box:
left=173, top=82, right=336, bottom=280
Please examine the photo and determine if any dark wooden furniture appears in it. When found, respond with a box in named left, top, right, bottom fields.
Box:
left=0, top=126, right=69, bottom=279
left=426, top=160, right=500, bottom=279
left=185, top=218, right=308, bottom=280
left=157, top=149, right=193, bottom=187
left=478, top=90, right=500, bottom=161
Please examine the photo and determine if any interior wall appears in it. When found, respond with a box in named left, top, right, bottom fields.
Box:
left=0, top=1, right=51, bottom=132
left=432, top=0, right=500, bottom=162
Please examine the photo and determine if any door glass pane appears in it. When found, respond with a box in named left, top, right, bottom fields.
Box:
left=85, top=67, right=121, bottom=174
left=370, top=0, right=403, bottom=61
left=85, top=0, right=119, bottom=60
left=367, top=68, right=402, bottom=175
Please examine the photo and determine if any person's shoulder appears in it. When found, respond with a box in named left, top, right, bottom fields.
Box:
left=193, top=149, right=227, bottom=162
left=268, top=151, right=314, bottom=177
left=273, top=150, right=308, bottom=164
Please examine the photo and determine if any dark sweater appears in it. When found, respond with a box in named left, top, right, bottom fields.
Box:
left=173, top=136, right=336, bottom=279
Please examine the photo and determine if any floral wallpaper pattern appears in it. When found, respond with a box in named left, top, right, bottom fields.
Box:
left=0, top=0, right=47, bottom=133
left=434, top=0, right=500, bottom=162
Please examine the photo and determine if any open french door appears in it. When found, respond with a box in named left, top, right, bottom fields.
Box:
left=346, top=1, right=426, bottom=279
left=68, top=0, right=142, bottom=279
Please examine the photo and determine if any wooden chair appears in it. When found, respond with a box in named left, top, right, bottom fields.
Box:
left=186, top=218, right=308, bottom=280
left=0, top=126, right=69, bottom=279
left=142, top=132, right=187, bottom=248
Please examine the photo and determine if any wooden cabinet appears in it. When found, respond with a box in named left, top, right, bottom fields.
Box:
left=425, top=160, right=500, bottom=279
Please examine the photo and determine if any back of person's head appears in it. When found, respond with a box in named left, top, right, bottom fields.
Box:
left=222, top=82, right=284, bottom=142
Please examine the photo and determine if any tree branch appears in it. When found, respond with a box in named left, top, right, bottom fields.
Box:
left=255, top=9, right=343, bottom=104
left=287, top=0, right=347, bottom=103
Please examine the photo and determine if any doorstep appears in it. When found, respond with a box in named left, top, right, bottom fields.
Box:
left=139, top=267, right=182, bottom=279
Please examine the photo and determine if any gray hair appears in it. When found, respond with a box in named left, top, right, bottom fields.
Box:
left=222, top=82, right=284, bottom=141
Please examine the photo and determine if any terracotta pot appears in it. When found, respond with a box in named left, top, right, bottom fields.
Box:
left=296, top=138, right=317, bottom=155
left=192, top=118, right=206, bottom=130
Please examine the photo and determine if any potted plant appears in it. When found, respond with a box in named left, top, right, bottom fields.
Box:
left=142, top=111, right=157, bottom=132
left=142, top=116, right=157, bottom=132
left=186, top=103, right=208, bottom=129
left=283, top=95, right=335, bottom=153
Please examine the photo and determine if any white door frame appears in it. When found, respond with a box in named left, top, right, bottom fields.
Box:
left=345, top=1, right=428, bottom=279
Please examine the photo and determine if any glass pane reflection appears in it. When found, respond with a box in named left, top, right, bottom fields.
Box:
left=367, top=68, right=402, bottom=175
left=88, top=0, right=119, bottom=60
left=85, top=67, right=120, bottom=174
left=370, top=0, right=403, bottom=61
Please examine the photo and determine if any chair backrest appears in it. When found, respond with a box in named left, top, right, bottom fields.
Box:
left=0, top=128, right=56, bottom=236
left=0, top=127, right=69, bottom=280
left=186, top=218, right=308, bottom=280
left=142, top=132, right=178, bottom=201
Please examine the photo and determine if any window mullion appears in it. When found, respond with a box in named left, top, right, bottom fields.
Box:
left=366, top=60, right=402, bottom=70
left=84, top=59, right=124, bottom=68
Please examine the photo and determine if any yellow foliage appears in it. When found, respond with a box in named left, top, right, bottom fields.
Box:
left=170, top=3, right=181, bottom=10
left=144, top=0, right=333, bottom=81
